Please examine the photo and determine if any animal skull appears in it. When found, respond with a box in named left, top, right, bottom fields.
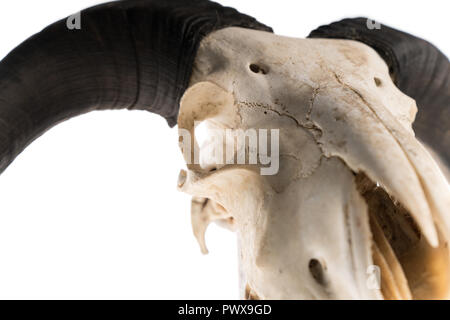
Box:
left=0, top=0, right=448, bottom=300
left=177, top=28, right=450, bottom=300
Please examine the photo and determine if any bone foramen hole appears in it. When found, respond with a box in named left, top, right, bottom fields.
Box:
left=249, top=63, right=267, bottom=74
left=309, top=259, right=326, bottom=286
left=374, top=77, right=382, bottom=87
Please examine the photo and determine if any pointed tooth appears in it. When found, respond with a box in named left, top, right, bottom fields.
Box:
left=312, top=88, right=439, bottom=246
left=372, top=242, right=402, bottom=300
left=370, top=217, right=412, bottom=300
left=345, top=182, right=383, bottom=299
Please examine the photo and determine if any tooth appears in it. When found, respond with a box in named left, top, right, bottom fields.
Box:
left=372, top=241, right=403, bottom=300
left=370, top=217, right=412, bottom=300
left=345, top=183, right=383, bottom=300
left=311, top=88, right=439, bottom=246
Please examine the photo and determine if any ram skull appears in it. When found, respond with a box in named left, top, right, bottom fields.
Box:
left=0, top=0, right=448, bottom=300
left=176, top=27, right=450, bottom=300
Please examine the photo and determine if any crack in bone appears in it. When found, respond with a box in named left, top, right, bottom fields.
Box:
left=181, top=28, right=450, bottom=299
left=238, top=101, right=303, bottom=128
left=237, top=100, right=324, bottom=179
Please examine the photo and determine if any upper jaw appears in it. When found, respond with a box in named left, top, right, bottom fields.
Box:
left=308, top=79, right=450, bottom=299
left=181, top=28, right=450, bottom=299
left=177, top=85, right=450, bottom=299
left=176, top=83, right=450, bottom=299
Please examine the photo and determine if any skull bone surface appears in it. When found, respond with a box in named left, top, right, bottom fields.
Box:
left=177, top=27, right=450, bottom=300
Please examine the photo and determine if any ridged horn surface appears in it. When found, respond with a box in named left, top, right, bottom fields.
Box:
left=0, top=0, right=271, bottom=173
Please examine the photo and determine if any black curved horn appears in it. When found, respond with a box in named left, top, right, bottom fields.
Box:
left=0, top=0, right=272, bottom=173
left=308, top=18, right=450, bottom=167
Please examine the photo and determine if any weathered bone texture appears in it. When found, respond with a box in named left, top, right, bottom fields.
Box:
left=178, top=27, right=450, bottom=299
left=0, top=0, right=449, bottom=300
left=0, top=0, right=271, bottom=174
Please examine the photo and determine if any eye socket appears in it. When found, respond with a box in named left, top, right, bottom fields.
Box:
left=249, top=63, right=267, bottom=74
left=309, top=258, right=326, bottom=286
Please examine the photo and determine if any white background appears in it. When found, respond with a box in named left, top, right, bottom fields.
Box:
left=0, top=0, right=447, bottom=299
